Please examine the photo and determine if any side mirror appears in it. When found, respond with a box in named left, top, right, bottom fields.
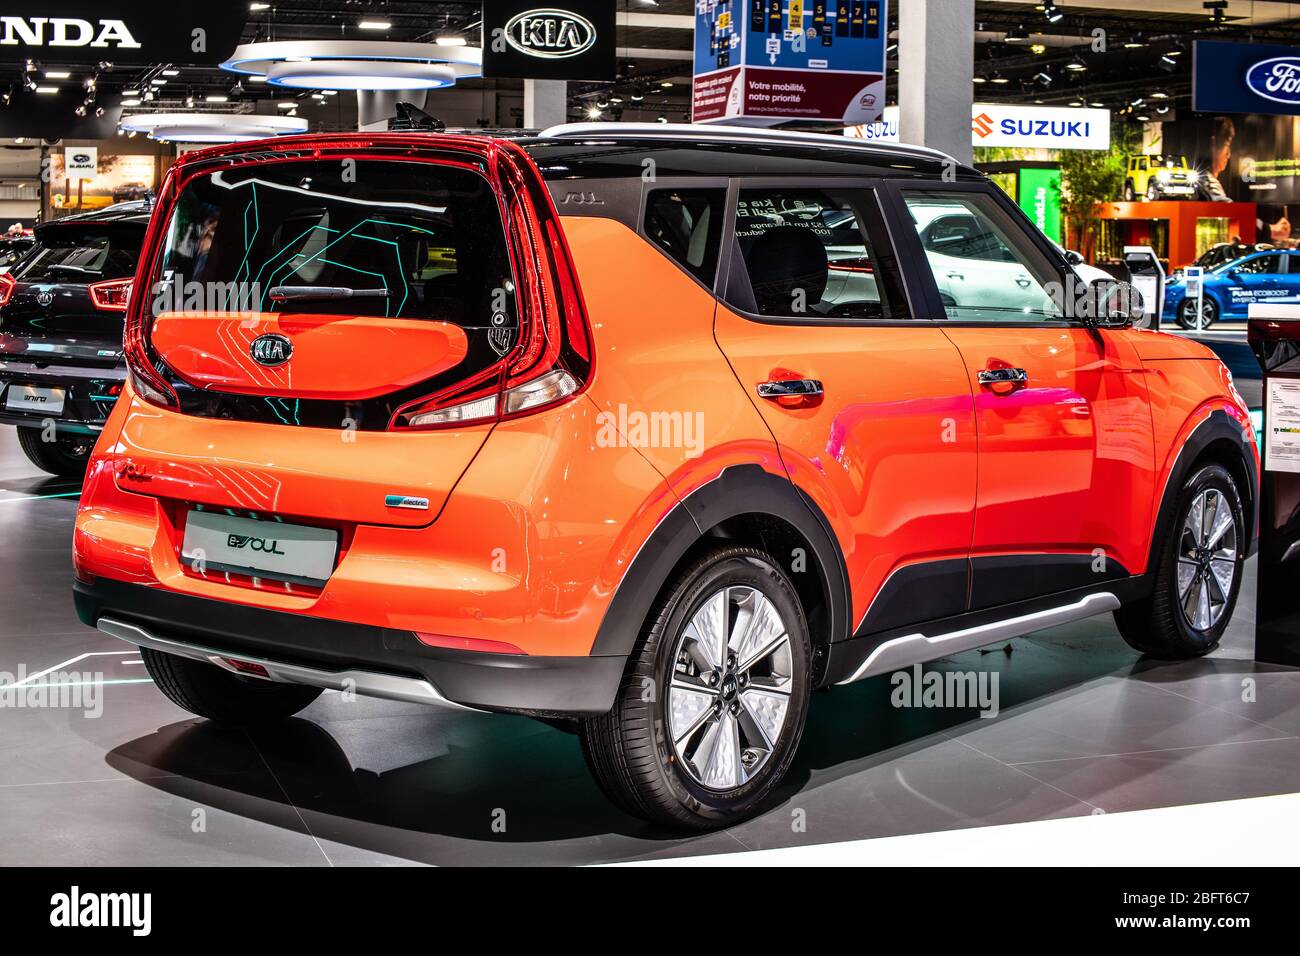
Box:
left=1063, top=249, right=1085, bottom=266
left=1085, top=278, right=1145, bottom=328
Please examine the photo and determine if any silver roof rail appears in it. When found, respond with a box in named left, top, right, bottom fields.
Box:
left=537, top=122, right=956, bottom=163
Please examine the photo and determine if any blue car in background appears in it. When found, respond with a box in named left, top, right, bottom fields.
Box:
left=1165, top=249, right=1300, bottom=329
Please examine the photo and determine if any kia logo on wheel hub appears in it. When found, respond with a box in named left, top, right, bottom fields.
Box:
left=504, top=9, right=596, bottom=60
left=249, top=333, right=293, bottom=367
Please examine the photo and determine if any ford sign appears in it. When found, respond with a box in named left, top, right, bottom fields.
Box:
left=1246, top=56, right=1300, bottom=105
left=504, top=8, right=596, bottom=60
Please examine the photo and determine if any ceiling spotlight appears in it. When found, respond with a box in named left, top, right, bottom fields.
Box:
left=34, top=86, right=58, bottom=94
left=1069, top=97, right=1085, bottom=107
left=1123, top=35, right=1148, bottom=49
left=151, top=78, right=167, bottom=85
left=97, top=61, right=113, bottom=70
left=1205, top=0, right=1228, bottom=25
left=656, top=114, right=668, bottom=124
left=1030, top=43, right=1047, bottom=55
left=1155, top=104, right=1171, bottom=114
left=973, top=73, right=988, bottom=84
left=185, top=95, right=195, bottom=107
left=1159, top=52, right=1179, bottom=72
left=1043, top=1, right=1064, bottom=24
left=95, top=106, right=104, bottom=117
left=23, top=77, right=37, bottom=92
left=250, top=2, right=270, bottom=9
left=358, top=20, right=391, bottom=30
left=585, top=106, right=603, bottom=120
left=1150, top=89, right=1169, bottom=99
left=1089, top=100, right=1105, bottom=108
left=74, top=105, right=85, bottom=116
left=436, top=36, right=467, bottom=46
left=277, top=101, right=296, bottom=109
left=1065, top=56, right=1088, bottom=72
left=205, top=94, right=228, bottom=102
left=630, top=89, right=645, bottom=102
left=162, top=69, right=180, bottom=77
left=1005, top=26, right=1030, bottom=44
left=990, top=73, right=1010, bottom=85
left=44, top=70, right=71, bottom=79
left=121, top=98, right=141, bottom=107
left=660, top=81, right=674, bottom=88
left=1034, top=70, right=1053, bottom=87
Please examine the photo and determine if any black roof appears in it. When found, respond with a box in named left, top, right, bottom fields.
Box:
left=39, top=202, right=153, bottom=232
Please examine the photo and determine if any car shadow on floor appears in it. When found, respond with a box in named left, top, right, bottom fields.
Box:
left=101, top=636, right=1285, bottom=863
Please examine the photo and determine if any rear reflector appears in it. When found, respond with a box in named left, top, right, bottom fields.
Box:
left=415, top=632, right=527, bottom=656
left=220, top=657, right=271, bottom=677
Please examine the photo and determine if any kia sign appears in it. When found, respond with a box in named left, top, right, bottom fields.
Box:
left=693, top=0, right=888, bottom=126
left=482, top=2, right=615, bottom=81
left=0, top=3, right=246, bottom=64
left=1194, top=40, right=1300, bottom=116
left=847, top=104, right=1110, bottom=150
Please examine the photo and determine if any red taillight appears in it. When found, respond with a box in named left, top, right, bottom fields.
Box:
left=123, top=168, right=180, bottom=411
left=828, top=257, right=874, bottom=274
left=0, top=273, right=14, bottom=307
left=389, top=142, right=593, bottom=431
left=219, top=658, right=271, bottom=677
left=89, top=278, right=132, bottom=311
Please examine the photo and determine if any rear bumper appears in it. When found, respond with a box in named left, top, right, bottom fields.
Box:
left=0, top=360, right=125, bottom=434
left=74, top=577, right=626, bottom=717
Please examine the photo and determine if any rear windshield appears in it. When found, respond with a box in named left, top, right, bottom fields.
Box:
left=13, top=226, right=141, bottom=282
left=154, top=160, right=516, bottom=331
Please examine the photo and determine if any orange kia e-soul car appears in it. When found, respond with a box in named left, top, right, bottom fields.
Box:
left=72, top=124, right=1259, bottom=830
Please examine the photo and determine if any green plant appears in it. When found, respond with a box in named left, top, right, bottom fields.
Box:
left=1060, top=123, right=1141, bottom=260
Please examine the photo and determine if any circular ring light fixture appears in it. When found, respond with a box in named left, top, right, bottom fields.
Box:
left=117, top=112, right=309, bottom=143
left=222, top=40, right=482, bottom=91
left=267, top=60, right=457, bottom=91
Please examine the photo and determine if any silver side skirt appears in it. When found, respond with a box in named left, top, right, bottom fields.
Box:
left=836, top=591, right=1122, bottom=685
left=97, top=616, right=481, bottom=711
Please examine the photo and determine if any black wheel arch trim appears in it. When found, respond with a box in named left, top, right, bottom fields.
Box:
left=1150, top=408, right=1259, bottom=569
left=588, top=464, right=853, bottom=665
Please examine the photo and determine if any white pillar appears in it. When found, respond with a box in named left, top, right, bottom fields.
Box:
left=898, top=0, right=975, bottom=166
left=525, top=79, right=568, bottom=130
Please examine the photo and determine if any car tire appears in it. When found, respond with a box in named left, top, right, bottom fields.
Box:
left=1123, top=181, right=1136, bottom=202
left=140, top=647, right=323, bottom=726
left=1177, top=296, right=1218, bottom=330
left=579, top=546, right=812, bottom=830
left=15, top=426, right=91, bottom=478
left=1146, top=181, right=1160, bottom=201
left=1115, top=463, right=1246, bottom=659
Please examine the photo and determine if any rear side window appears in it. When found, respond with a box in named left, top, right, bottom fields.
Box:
left=13, top=227, right=141, bottom=282
left=729, top=187, right=902, bottom=321
left=156, top=160, right=516, bottom=330
left=644, top=188, right=723, bottom=285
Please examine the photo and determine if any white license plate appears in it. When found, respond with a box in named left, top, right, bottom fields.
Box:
left=5, top=385, right=65, bottom=415
left=181, top=511, right=339, bottom=586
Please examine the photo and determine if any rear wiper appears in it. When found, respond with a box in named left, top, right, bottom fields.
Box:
left=268, top=286, right=391, bottom=302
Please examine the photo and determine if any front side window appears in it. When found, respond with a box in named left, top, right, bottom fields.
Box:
left=730, top=187, right=900, bottom=321
left=1228, top=253, right=1282, bottom=275
left=904, top=191, right=1066, bottom=323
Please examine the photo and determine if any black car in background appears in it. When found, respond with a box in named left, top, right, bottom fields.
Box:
left=0, top=235, right=35, bottom=273
left=0, top=204, right=149, bottom=476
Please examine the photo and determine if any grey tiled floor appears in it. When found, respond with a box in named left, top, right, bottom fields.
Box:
left=1, top=426, right=1297, bottom=865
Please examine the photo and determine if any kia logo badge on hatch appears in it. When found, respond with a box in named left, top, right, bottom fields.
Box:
left=250, top=333, right=293, bottom=367
left=1246, top=56, right=1300, bottom=104
left=504, top=8, right=597, bottom=60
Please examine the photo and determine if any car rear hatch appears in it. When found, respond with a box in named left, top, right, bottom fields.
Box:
left=117, top=134, right=591, bottom=535
left=0, top=220, right=141, bottom=367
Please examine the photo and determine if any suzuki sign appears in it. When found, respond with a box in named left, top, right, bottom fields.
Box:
left=847, top=104, right=1110, bottom=151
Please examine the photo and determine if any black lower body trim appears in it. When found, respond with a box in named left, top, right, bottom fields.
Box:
left=74, top=578, right=625, bottom=717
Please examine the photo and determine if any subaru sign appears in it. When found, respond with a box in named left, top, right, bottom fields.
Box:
left=847, top=104, right=1109, bottom=150
left=1194, top=40, right=1300, bottom=116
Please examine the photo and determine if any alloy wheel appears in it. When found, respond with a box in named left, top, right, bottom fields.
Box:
left=1177, top=488, right=1239, bottom=632
left=667, top=585, right=793, bottom=791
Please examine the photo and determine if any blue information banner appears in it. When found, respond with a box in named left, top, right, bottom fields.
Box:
left=1194, top=40, right=1300, bottom=116
left=693, top=0, right=887, bottom=125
